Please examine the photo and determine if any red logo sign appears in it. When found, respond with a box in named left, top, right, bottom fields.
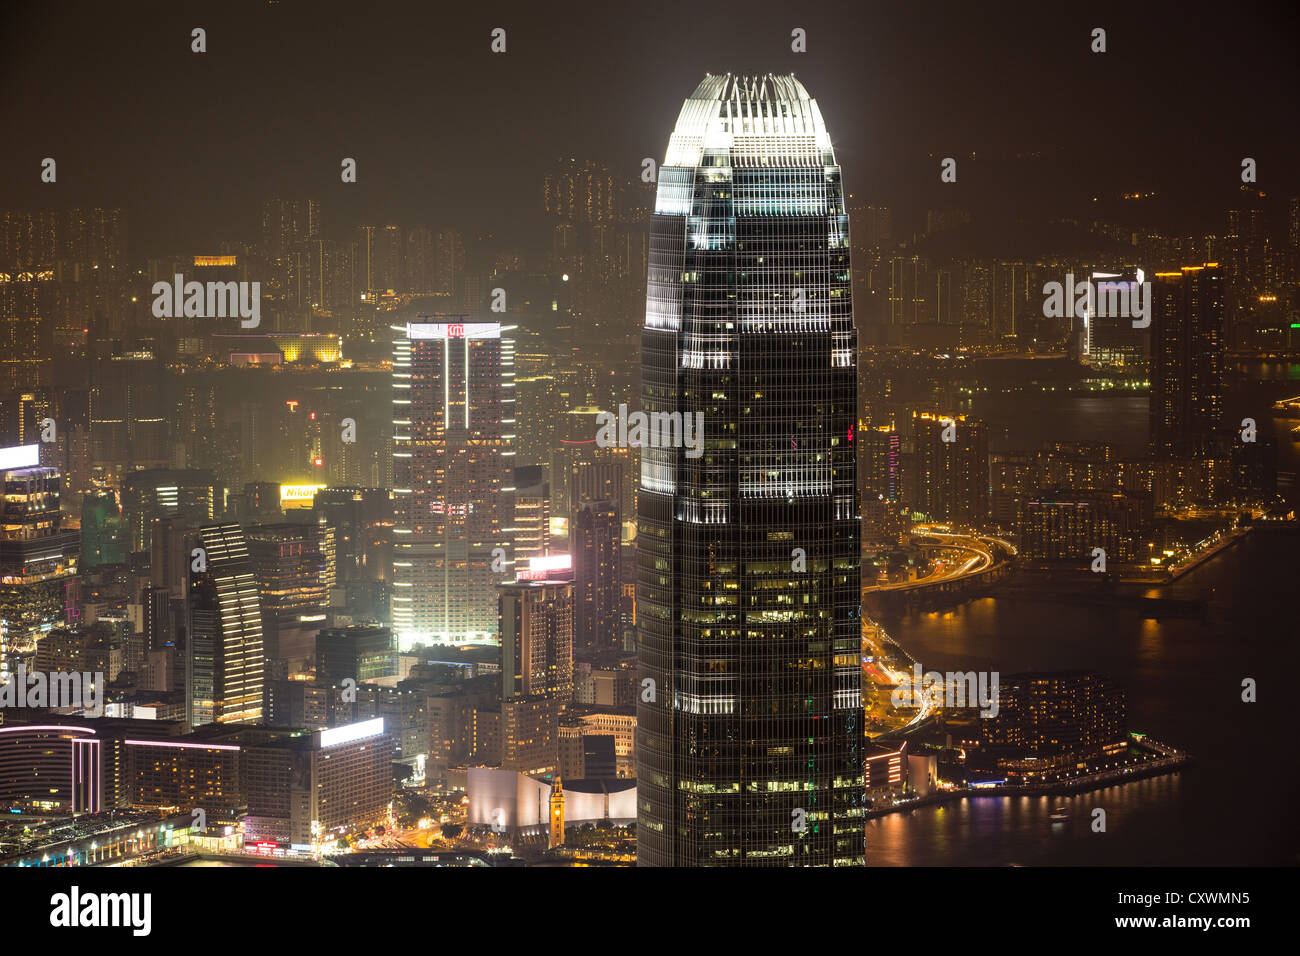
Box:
left=447, top=324, right=464, bottom=338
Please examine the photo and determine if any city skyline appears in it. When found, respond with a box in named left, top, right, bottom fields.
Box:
left=0, top=6, right=1295, bottom=932
left=3, top=2, right=1299, bottom=254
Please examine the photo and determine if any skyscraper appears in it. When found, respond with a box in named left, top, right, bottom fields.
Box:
left=1083, top=271, right=1149, bottom=373
left=498, top=578, right=574, bottom=702
left=571, top=499, right=620, bottom=659
left=392, top=318, right=513, bottom=648
left=636, top=74, right=865, bottom=866
left=544, top=157, right=618, bottom=223
left=911, top=411, right=990, bottom=526
left=89, top=351, right=170, bottom=474
left=510, top=465, right=551, bottom=564
left=261, top=198, right=320, bottom=262
left=435, top=228, right=466, bottom=298
left=981, top=672, right=1128, bottom=773
left=120, top=468, right=221, bottom=556
left=245, top=522, right=331, bottom=666
left=315, top=625, right=398, bottom=687
left=78, top=491, right=124, bottom=568
left=187, top=523, right=264, bottom=727
left=0, top=444, right=78, bottom=682
left=570, top=456, right=625, bottom=516
left=1149, top=264, right=1224, bottom=460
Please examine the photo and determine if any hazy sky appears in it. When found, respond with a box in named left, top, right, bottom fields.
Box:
left=3, top=0, right=1297, bottom=253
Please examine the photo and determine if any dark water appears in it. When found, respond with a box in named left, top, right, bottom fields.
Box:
left=973, top=393, right=1150, bottom=458
left=972, top=366, right=1300, bottom=507
left=871, top=381, right=1300, bottom=866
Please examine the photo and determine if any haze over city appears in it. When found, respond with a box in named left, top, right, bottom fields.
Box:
left=0, top=0, right=1293, bottom=936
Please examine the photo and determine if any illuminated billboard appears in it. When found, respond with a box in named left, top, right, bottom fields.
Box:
left=280, top=484, right=327, bottom=508
left=318, top=718, right=385, bottom=749
left=406, top=322, right=501, bottom=340
left=0, top=444, right=40, bottom=470
left=517, top=553, right=573, bottom=581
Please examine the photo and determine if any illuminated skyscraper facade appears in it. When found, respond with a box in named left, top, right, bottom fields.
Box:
left=187, top=523, right=264, bottom=726
left=392, top=319, right=513, bottom=647
left=636, top=74, right=864, bottom=866
left=510, top=465, right=550, bottom=564
left=0, top=444, right=78, bottom=682
left=246, top=522, right=332, bottom=665
left=498, top=578, right=574, bottom=702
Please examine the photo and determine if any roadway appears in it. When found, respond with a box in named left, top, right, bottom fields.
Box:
left=865, top=526, right=1010, bottom=594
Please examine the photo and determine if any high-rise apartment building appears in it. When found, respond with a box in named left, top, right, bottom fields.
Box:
left=1149, top=264, right=1224, bottom=460
left=261, top=199, right=320, bottom=262
left=89, top=352, right=170, bottom=475
left=0, top=207, right=125, bottom=274
left=544, top=158, right=618, bottom=223
left=636, top=75, right=864, bottom=866
left=435, top=228, right=465, bottom=298
left=1020, top=491, right=1147, bottom=565
left=571, top=499, right=620, bottom=659
left=402, top=226, right=433, bottom=294
left=982, top=672, right=1128, bottom=772
left=391, top=318, right=512, bottom=647
left=910, top=411, right=989, bottom=526
left=498, top=579, right=573, bottom=702
left=355, top=225, right=404, bottom=295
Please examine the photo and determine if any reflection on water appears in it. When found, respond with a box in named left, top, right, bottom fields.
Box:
left=870, top=533, right=1298, bottom=865
left=175, top=859, right=256, bottom=867
left=866, top=382, right=1299, bottom=865
left=869, top=777, right=1189, bottom=867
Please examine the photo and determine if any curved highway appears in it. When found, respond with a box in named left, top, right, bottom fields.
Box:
left=865, top=527, right=1009, bottom=593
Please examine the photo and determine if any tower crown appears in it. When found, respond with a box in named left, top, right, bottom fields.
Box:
left=665, top=73, right=833, bottom=168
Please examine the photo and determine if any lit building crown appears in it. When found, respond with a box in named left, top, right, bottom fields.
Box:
left=664, top=73, right=833, bottom=168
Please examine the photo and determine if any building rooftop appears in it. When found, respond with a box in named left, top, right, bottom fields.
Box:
left=665, top=73, right=833, bottom=168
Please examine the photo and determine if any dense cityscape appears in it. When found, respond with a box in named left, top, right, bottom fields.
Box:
left=0, top=1, right=1293, bottom=933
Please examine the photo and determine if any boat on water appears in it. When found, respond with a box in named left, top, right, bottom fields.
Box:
left=1049, top=806, right=1070, bottom=821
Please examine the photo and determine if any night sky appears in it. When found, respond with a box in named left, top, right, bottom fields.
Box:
left=2, top=0, right=1297, bottom=253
